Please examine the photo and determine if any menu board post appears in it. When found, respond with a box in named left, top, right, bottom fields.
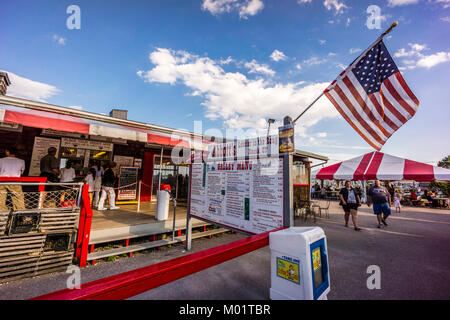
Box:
left=185, top=164, right=193, bottom=251
left=283, top=154, right=294, bottom=228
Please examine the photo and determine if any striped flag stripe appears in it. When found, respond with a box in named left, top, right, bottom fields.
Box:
left=379, top=89, right=409, bottom=124
left=395, top=73, right=420, bottom=106
left=340, top=78, right=391, bottom=140
left=381, top=86, right=413, bottom=123
left=334, top=84, right=387, bottom=145
left=370, top=92, right=403, bottom=128
left=383, top=77, right=417, bottom=117
left=326, top=90, right=382, bottom=150
left=389, top=74, right=419, bottom=112
left=368, top=93, right=401, bottom=131
left=345, top=74, right=395, bottom=136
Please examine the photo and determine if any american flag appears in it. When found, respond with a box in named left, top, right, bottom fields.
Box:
left=324, top=41, right=419, bottom=151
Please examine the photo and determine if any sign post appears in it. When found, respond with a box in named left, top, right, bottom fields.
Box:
left=281, top=116, right=294, bottom=228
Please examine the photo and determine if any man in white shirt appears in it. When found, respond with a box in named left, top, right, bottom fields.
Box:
left=0, top=147, right=26, bottom=211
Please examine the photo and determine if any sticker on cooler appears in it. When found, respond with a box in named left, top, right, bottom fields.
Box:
left=276, top=256, right=300, bottom=285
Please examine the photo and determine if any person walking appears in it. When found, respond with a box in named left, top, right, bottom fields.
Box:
left=367, top=179, right=392, bottom=228
left=97, top=162, right=120, bottom=211
left=0, top=146, right=26, bottom=211
left=339, top=181, right=362, bottom=231
left=91, top=161, right=104, bottom=208
left=84, top=167, right=96, bottom=206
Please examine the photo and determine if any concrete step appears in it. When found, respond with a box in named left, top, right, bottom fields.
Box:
left=87, top=228, right=229, bottom=261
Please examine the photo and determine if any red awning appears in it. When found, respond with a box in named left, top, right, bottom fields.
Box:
left=0, top=104, right=201, bottom=149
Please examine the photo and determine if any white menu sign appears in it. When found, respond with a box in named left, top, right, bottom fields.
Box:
left=207, top=135, right=279, bottom=161
left=29, top=137, right=61, bottom=176
left=190, top=156, right=283, bottom=234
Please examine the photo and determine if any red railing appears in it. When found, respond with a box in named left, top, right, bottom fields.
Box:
left=32, top=227, right=283, bottom=300
left=75, top=185, right=93, bottom=267
left=0, top=177, right=47, bottom=191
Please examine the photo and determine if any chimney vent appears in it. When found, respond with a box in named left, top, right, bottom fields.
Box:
left=0, top=72, right=11, bottom=96
left=109, top=109, right=128, bottom=120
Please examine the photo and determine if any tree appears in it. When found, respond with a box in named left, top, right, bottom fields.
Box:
left=429, top=155, right=450, bottom=196
left=437, top=155, right=450, bottom=169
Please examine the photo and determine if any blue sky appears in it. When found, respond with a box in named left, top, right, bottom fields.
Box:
left=1, top=0, right=449, bottom=165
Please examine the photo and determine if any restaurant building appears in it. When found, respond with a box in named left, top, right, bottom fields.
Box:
left=0, top=71, right=327, bottom=207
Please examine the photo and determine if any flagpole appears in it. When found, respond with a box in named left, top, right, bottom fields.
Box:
left=292, top=21, right=398, bottom=125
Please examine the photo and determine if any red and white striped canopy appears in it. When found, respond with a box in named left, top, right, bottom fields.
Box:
left=313, top=151, right=450, bottom=182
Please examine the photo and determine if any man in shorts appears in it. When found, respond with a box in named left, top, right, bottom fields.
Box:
left=367, top=180, right=392, bottom=228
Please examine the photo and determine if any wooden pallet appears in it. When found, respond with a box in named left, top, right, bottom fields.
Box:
left=0, top=211, right=8, bottom=236
left=0, top=233, right=75, bottom=283
left=0, top=207, right=80, bottom=284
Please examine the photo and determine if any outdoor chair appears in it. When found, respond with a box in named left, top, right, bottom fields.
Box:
left=318, top=200, right=331, bottom=218
left=311, top=200, right=331, bottom=219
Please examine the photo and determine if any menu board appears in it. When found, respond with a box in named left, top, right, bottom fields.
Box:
left=29, top=137, right=61, bottom=176
left=60, top=137, right=113, bottom=152
left=114, top=155, right=134, bottom=168
left=117, top=167, right=139, bottom=201
left=190, top=157, right=283, bottom=234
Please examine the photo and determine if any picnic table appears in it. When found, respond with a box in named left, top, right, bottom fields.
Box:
left=431, top=198, right=449, bottom=208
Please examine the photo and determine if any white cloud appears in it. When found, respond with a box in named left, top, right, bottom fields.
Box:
left=416, top=52, right=450, bottom=68
left=440, top=16, right=450, bottom=22
left=323, top=0, right=348, bottom=14
left=297, top=0, right=312, bottom=3
left=1, top=70, right=60, bottom=101
left=220, top=56, right=234, bottom=65
left=394, top=43, right=427, bottom=57
left=238, top=0, right=264, bottom=18
left=137, top=48, right=340, bottom=134
left=270, top=49, right=288, bottom=62
left=302, top=56, right=327, bottom=66
left=349, top=48, right=362, bottom=54
left=319, top=39, right=326, bottom=45
left=295, top=63, right=302, bottom=70
left=201, top=0, right=264, bottom=19
left=387, top=0, right=419, bottom=6
left=244, top=59, right=275, bottom=76
left=394, top=44, right=450, bottom=69
left=328, top=52, right=337, bottom=57
left=52, top=34, right=66, bottom=45
left=436, top=0, right=450, bottom=9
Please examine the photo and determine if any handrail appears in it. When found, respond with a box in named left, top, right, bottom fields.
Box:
left=32, top=227, right=284, bottom=300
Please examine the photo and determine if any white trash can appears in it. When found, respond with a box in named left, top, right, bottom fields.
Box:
left=156, top=190, right=170, bottom=221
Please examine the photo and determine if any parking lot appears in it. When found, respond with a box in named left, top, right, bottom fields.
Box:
left=0, top=202, right=449, bottom=300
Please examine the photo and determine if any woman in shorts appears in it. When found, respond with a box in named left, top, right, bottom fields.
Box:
left=339, top=181, right=362, bottom=231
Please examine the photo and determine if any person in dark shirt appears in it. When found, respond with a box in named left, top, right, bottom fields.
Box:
left=40, top=147, right=60, bottom=195
left=339, top=181, right=362, bottom=231
left=367, top=180, right=392, bottom=228
left=97, top=162, right=119, bottom=210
